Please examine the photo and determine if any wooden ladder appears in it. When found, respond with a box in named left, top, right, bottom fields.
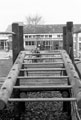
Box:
left=0, top=50, right=81, bottom=120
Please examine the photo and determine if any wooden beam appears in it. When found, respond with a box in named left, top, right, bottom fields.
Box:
left=24, top=56, right=62, bottom=60
left=61, top=50, right=81, bottom=109
left=13, top=85, right=72, bottom=91
left=12, top=23, right=24, bottom=63
left=18, top=75, right=69, bottom=79
left=63, top=26, right=66, bottom=50
left=0, top=51, right=25, bottom=110
left=66, top=22, right=74, bottom=62
left=20, top=68, right=66, bottom=71
left=8, top=98, right=76, bottom=102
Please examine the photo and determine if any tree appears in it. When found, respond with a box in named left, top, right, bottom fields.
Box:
left=25, top=15, right=44, bottom=25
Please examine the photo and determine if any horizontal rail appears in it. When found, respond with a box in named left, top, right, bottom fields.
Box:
left=20, top=68, right=66, bottom=71
left=23, top=62, right=64, bottom=65
left=0, top=51, right=25, bottom=110
left=20, top=82, right=68, bottom=85
left=25, top=53, right=61, bottom=56
left=8, top=98, right=76, bottom=102
left=13, top=85, right=72, bottom=90
left=18, top=76, right=69, bottom=79
left=61, top=50, right=81, bottom=109
left=24, top=56, right=62, bottom=60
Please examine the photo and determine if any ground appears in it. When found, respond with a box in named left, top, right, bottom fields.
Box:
left=0, top=51, right=12, bottom=83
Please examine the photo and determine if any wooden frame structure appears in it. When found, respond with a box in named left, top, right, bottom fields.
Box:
left=0, top=22, right=81, bottom=120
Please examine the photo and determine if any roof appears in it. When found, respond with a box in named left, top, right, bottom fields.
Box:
left=6, top=23, right=81, bottom=34
left=23, top=24, right=64, bottom=34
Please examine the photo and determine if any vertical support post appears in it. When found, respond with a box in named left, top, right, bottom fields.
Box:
left=66, top=22, right=74, bottom=62
left=12, top=23, right=24, bottom=119
left=12, top=23, right=19, bottom=63
left=76, top=33, right=79, bottom=58
left=18, top=25, right=24, bottom=51
left=63, top=26, right=66, bottom=50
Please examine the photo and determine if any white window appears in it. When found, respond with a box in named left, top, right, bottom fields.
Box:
left=25, top=41, right=35, bottom=46
left=57, top=35, right=60, bottom=37
left=79, top=43, right=81, bottom=50
left=25, top=35, right=28, bottom=38
left=79, top=37, right=81, bottom=41
left=49, top=35, right=52, bottom=38
left=45, top=35, right=48, bottom=38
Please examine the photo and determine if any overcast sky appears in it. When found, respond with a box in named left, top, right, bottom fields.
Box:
left=0, top=0, right=81, bottom=31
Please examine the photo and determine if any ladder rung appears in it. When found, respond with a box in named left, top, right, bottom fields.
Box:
left=8, top=98, right=76, bottom=102
left=24, top=57, right=62, bottom=60
left=25, top=52, right=61, bottom=56
left=18, top=76, right=69, bottom=79
left=20, top=68, right=66, bottom=71
left=20, top=82, right=68, bottom=86
left=23, top=62, right=64, bottom=65
left=13, top=85, right=72, bottom=90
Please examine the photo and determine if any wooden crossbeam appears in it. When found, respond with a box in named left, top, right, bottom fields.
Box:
left=8, top=98, right=76, bottom=102
left=20, top=82, right=68, bottom=86
left=0, top=51, right=25, bottom=110
left=24, top=56, right=62, bottom=60
left=23, top=62, right=64, bottom=65
left=20, top=68, right=66, bottom=71
left=13, top=85, right=72, bottom=90
left=18, top=76, right=69, bottom=79
left=25, top=53, right=61, bottom=56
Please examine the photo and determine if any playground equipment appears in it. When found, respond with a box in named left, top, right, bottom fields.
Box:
left=0, top=22, right=81, bottom=120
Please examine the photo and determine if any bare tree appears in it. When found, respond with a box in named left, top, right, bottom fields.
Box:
left=26, top=15, right=44, bottom=25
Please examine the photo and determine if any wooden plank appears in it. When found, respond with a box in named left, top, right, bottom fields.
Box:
left=0, top=51, right=25, bottom=110
left=24, top=56, right=62, bottom=60
left=63, top=26, right=66, bottom=50
left=23, top=62, right=64, bottom=65
left=20, top=82, right=67, bottom=86
left=8, top=98, right=76, bottom=102
left=20, top=68, right=66, bottom=71
left=24, top=64, right=64, bottom=68
left=61, top=50, right=81, bottom=108
left=25, top=52, right=61, bottom=56
left=13, top=85, right=72, bottom=90
left=66, top=22, right=74, bottom=62
left=18, top=76, right=69, bottom=79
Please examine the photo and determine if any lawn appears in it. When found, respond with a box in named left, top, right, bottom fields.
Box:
left=0, top=58, right=12, bottom=78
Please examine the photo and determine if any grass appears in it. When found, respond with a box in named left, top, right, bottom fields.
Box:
left=0, top=58, right=12, bottom=77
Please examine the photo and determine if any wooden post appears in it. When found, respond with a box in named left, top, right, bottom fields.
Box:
left=12, top=23, right=24, bottom=119
left=63, top=26, right=66, bottom=50
left=12, top=23, right=24, bottom=63
left=66, top=22, right=74, bottom=62
left=12, top=23, right=19, bottom=63
left=18, top=25, right=24, bottom=52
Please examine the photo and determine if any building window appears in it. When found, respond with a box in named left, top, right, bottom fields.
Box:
left=40, top=35, right=44, bottom=38
left=33, top=35, right=36, bottom=38
left=29, top=41, right=31, bottom=45
left=79, top=37, right=81, bottom=41
left=36, top=35, right=40, bottom=38
left=57, top=35, right=60, bottom=37
left=79, top=43, right=81, bottom=50
left=32, top=41, right=34, bottom=45
left=25, top=41, right=35, bottom=46
left=45, top=35, right=48, bottom=38
left=25, top=41, right=28, bottom=45
left=29, top=35, right=32, bottom=38
left=25, top=35, right=28, bottom=38
left=49, top=35, right=52, bottom=38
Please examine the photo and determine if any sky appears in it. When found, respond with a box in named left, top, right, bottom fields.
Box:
left=0, top=0, right=81, bottom=31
